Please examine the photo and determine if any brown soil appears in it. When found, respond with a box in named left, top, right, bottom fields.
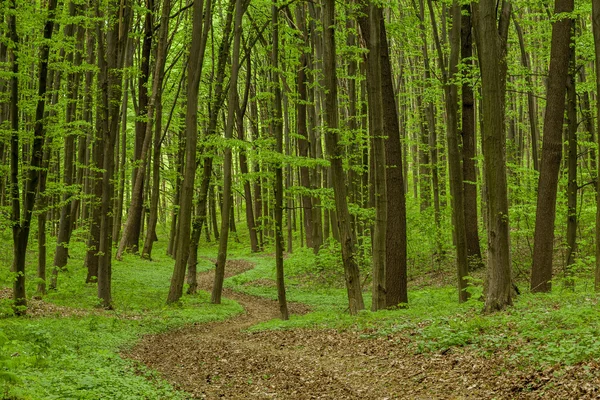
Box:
left=126, top=260, right=600, bottom=400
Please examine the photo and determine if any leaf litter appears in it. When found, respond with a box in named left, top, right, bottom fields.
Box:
left=125, top=260, right=600, bottom=399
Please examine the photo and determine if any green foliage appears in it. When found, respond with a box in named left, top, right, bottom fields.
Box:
left=0, top=239, right=242, bottom=399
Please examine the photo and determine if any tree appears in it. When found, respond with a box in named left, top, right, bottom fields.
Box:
left=120, top=0, right=172, bottom=260
left=9, top=0, right=58, bottom=314
left=530, top=0, right=574, bottom=293
left=272, top=0, right=289, bottom=320
left=460, top=4, right=484, bottom=272
left=444, top=0, right=469, bottom=302
left=472, top=0, right=512, bottom=312
left=323, top=0, right=365, bottom=315
left=211, top=0, right=245, bottom=305
left=167, top=0, right=212, bottom=303
left=96, top=0, right=132, bottom=308
left=593, top=0, right=600, bottom=290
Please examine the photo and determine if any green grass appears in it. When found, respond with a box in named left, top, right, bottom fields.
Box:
left=0, top=234, right=242, bottom=399
left=3, top=222, right=600, bottom=398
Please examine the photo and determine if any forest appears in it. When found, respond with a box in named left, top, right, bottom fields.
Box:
left=1, top=0, right=600, bottom=397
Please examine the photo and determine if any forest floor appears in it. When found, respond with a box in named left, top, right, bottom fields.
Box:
left=125, top=259, right=600, bottom=400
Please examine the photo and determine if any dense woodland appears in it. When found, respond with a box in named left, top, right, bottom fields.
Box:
left=4, top=0, right=600, bottom=397
left=1, top=0, right=600, bottom=319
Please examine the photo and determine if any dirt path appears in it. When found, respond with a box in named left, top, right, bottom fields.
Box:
left=126, top=260, right=600, bottom=399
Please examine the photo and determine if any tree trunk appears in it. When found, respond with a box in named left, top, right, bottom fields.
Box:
left=530, top=0, right=573, bottom=293
left=472, top=0, right=512, bottom=312
left=461, top=5, right=483, bottom=272
left=323, top=0, right=365, bottom=315
left=97, top=0, right=132, bottom=308
left=444, top=1, right=469, bottom=302
left=10, top=0, right=58, bottom=314
left=167, top=0, right=212, bottom=303
left=237, top=57, right=258, bottom=252
left=121, top=0, right=171, bottom=260
left=212, top=0, right=245, bottom=305
left=564, top=28, right=577, bottom=288
left=271, top=0, right=289, bottom=319
left=594, top=0, right=600, bottom=291
left=513, top=14, right=540, bottom=172
left=359, top=3, right=387, bottom=311
left=186, top=0, right=234, bottom=293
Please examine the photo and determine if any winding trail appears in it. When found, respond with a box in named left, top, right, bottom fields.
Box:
left=126, top=260, right=600, bottom=399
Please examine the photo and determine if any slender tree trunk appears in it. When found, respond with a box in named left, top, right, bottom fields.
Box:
left=564, top=28, right=577, bottom=287
left=271, top=0, right=289, bottom=319
left=212, top=0, right=245, bottom=304
left=10, top=0, right=58, bottom=314
left=323, top=0, right=365, bottom=315
left=186, top=0, right=233, bottom=293
left=593, top=0, right=600, bottom=290
left=97, top=0, right=132, bottom=308
left=445, top=1, right=469, bottom=302
left=121, top=0, right=171, bottom=260
left=513, top=15, right=540, bottom=172
left=168, top=0, right=212, bottom=303
left=237, top=57, right=258, bottom=252
left=461, top=5, right=483, bottom=272
left=53, top=3, right=83, bottom=283
left=531, top=0, right=574, bottom=293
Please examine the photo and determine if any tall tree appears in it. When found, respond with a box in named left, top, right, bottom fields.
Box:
left=361, top=2, right=387, bottom=311
left=444, top=0, right=469, bottom=302
left=97, top=0, right=132, bottom=308
left=10, top=0, right=58, bottom=314
left=530, top=0, right=574, bottom=293
left=323, top=0, right=365, bottom=315
left=211, top=0, right=245, bottom=305
left=272, top=0, right=289, bottom=320
left=52, top=1, right=83, bottom=286
left=593, top=0, right=600, bottom=290
left=167, top=0, right=212, bottom=303
left=460, top=4, right=483, bottom=272
left=120, top=0, right=173, bottom=260
left=472, top=0, right=512, bottom=312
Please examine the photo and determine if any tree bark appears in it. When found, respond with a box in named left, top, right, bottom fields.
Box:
left=53, top=2, right=83, bottom=283
left=513, top=14, right=540, bottom=172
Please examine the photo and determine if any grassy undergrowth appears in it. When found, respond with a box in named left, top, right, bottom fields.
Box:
left=0, top=232, right=242, bottom=399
